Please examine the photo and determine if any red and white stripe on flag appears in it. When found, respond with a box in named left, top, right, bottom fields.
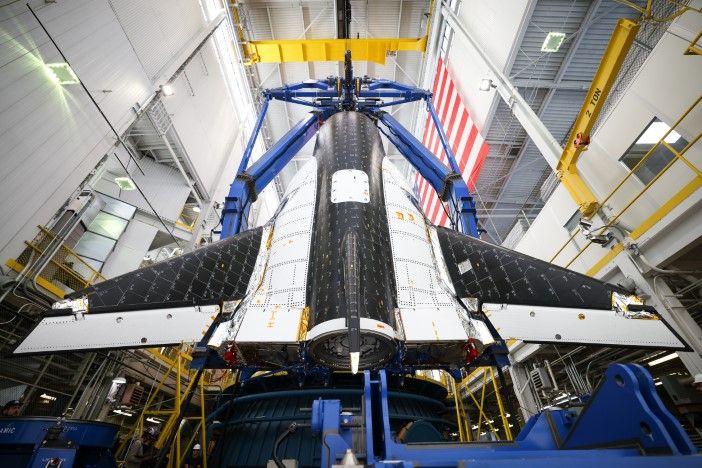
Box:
left=415, top=57, right=489, bottom=228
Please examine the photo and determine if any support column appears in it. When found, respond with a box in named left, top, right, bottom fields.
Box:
left=614, top=253, right=702, bottom=375
left=508, top=363, right=540, bottom=422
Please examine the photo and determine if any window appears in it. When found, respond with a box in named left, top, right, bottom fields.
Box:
left=73, top=194, right=136, bottom=272
left=619, top=118, right=689, bottom=185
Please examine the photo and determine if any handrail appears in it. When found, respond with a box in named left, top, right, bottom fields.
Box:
left=550, top=95, right=701, bottom=273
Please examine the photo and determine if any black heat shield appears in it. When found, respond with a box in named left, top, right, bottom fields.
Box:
left=61, top=227, right=263, bottom=314
left=436, top=226, right=626, bottom=309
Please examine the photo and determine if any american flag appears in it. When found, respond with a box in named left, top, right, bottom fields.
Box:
left=416, top=57, right=489, bottom=227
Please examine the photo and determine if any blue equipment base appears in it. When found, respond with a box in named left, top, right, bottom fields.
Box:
left=0, top=417, right=118, bottom=468
left=309, top=364, right=700, bottom=467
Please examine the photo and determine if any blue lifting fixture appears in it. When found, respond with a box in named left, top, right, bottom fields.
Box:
left=220, top=50, right=479, bottom=239
left=306, top=364, right=699, bottom=467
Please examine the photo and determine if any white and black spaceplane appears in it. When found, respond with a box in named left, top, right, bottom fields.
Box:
left=14, top=112, right=687, bottom=372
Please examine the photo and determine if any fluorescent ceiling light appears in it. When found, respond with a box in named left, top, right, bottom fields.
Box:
left=115, top=177, right=136, bottom=191
left=40, top=393, right=57, bottom=401
left=647, top=352, right=678, bottom=367
left=46, top=63, right=80, bottom=85
left=112, top=376, right=127, bottom=384
left=636, top=121, right=681, bottom=145
left=541, top=32, right=566, bottom=52
left=192, top=206, right=201, bottom=213
left=161, top=84, right=175, bottom=96
left=146, top=417, right=163, bottom=424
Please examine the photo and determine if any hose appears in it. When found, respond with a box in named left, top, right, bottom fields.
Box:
left=272, top=422, right=299, bottom=468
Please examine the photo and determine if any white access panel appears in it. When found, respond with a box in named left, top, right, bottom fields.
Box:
left=232, top=159, right=318, bottom=344
left=381, top=158, right=491, bottom=345
left=331, top=169, right=370, bottom=203
left=399, top=308, right=470, bottom=342
left=482, top=302, right=686, bottom=349
left=14, top=305, right=220, bottom=354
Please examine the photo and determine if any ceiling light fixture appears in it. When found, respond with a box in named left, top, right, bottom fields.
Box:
left=46, top=63, right=80, bottom=85
left=192, top=206, right=201, bottom=213
left=541, top=32, right=566, bottom=52
left=115, top=176, right=136, bottom=191
left=40, top=393, right=57, bottom=401
left=647, top=352, right=678, bottom=367
left=161, top=84, right=175, bottom=96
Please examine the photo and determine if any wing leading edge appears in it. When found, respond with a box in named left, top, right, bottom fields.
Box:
left=436, top=227, right=688, bottom=350
left=13, top=227, right=264, bottom=354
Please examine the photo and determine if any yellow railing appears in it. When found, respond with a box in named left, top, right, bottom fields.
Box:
left=175, top=206, right=200, bottom=233
left=6, top=225, right=106, bottom=298
left=550, top=95, right=702, bottom=276
left=458, top=367, right=513, bottom=441
left=115, top=345, right=228, bottom=468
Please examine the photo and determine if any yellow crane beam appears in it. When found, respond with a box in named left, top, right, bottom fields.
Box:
left=556, top=18, right=640, bottom=218
left=243, top=36, right=427, bottom=65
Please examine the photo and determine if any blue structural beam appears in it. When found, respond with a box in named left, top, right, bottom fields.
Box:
left=312, top=366, right=700, bottom=468
left=377, top=111, right=479, bottom=237
left=221, top=108, right=336, bottom=238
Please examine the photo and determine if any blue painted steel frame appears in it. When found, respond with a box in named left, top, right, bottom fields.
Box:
left=220, top=75, right=479, bottom=238
left=309, top=365, right=699, bottom=467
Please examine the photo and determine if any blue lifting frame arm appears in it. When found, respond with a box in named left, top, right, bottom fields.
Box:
left=377, top=110, right=479, bottom=237
left=220, top=51, right=479, bottom=239
left=221, top=107, right=335, bottom=238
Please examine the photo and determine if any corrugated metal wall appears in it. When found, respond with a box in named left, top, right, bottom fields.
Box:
left=0, top=0, right=153, bottom=263
left=107, top=0, right=205, bottom=81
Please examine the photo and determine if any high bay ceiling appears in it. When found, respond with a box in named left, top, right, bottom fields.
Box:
left=235, top=0, right=674, bottom=245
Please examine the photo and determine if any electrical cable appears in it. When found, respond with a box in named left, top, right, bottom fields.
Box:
left=272, top=422, right=299, bottom=468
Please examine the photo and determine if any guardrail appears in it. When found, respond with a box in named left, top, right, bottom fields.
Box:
left=550, top=95, right=701, bottom=277
left=6, top=225, right=106, bottom=298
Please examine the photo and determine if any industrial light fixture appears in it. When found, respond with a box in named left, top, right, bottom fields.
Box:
left=146, top=417, right=163, bottom=424
left=113, top=409, right=134, bottom=417
left=112, top=376, right=127, bottom=384
left=114, top=176, right=136, bottom=191
left=161, top=84, right=175, bottom=96
left=541, top=32, right=566, bottom=52
left=192, top=206, right=201, bottom=213
left=40, top=393, right=57, bottom=401
left=479, top=78, right=495, bottom=91
left=46, top=63, right=80, bottom=85
left=647, top=352, right=678, bottom=367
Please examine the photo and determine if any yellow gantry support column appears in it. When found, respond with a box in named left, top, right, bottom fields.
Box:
left=556, top=18, right=640, bottom=218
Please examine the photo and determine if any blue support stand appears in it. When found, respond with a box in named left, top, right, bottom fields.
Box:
left=0, top=418, right=118, bottom=468
left=308, top=365, right=700, bottom=467
left=219, top=53, right=479, bottom=239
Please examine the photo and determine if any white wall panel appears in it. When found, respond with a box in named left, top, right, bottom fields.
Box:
left=445, top=0, right=531, bottom=130
left=107, top=0, right=205, bottom=81
left=162, top=41, right=241, bottom=194
left=93, top=156, right=191, bottom=223
left=0, top=0, right=152, bottom=264
left=101, top=219, right=158, bottom=277
left=516, top=7, right=702, bottom=275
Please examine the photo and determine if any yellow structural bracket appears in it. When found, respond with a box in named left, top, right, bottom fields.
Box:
left=684, top=31, right=702, bottom=56
left=557, top=18, right=640, bottom=218
left=243, top=36, right=427, bottom=65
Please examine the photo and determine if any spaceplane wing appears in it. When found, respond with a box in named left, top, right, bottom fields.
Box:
left=14, top=112, right=687, bottom=372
